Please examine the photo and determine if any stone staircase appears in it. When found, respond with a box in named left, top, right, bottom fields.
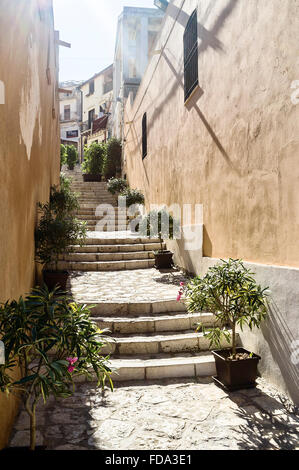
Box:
left=63, top=168, right=235, bottom=382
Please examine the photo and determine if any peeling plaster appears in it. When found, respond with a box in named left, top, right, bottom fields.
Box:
left=19, top=34, right=42, bottom=160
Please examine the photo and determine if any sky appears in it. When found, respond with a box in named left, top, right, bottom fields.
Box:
left=53, top=0, right=157, bottom=83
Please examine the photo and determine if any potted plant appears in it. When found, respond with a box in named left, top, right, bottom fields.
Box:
left=0, top=286, right=113, bottom=451
left=139, top=209, right=180, bottom=269
left=65, top=145, right=78, bottom=170
left=60, top=144, right=67, bottom=170
left=82, top=142, right=106, bottom=182
left=103, top=138, right=122, bottom=179
left=35, top=179, right=86, bottom=290
left=107, top=177, right=128, bottom=195
left=183, top=259, right=269, bottom=391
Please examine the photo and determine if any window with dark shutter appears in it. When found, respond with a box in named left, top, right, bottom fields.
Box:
left=184, top=10, right=198, bottom=102
left=142, top=113, right=147, bottom=159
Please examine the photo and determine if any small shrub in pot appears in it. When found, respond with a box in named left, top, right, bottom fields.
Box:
left=81, top=142, right=106, bottom=181
left=107, top=177, right=128, bottom=195
left=66, top=145, right=78, bottom=170
left=183, top=259, right=269, bottom=390
left=103, top=138, right=122, bottom=179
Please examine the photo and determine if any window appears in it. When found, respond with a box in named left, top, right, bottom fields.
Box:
left=64, top=105, right=70, bottom=121
left=66, top=130, right=78, bottom=138
left=142, top=113, right=147, bottom=159
left=89, top=80, right=95, bottom=95
left=183, top=9, right=198, bottom=102
left=88, top=109, right=95, bottom=129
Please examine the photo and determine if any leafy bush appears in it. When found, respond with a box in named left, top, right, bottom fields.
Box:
left=82, top=142, right=106, bottom=175
left=139, top=209, right=180, bottom=252
left=103, top=138, right=122, bottom=179
left=60, top=144, right=67, bottom=168
left=66, top=145, right=78, bottom=170
left=0, top=286, right=113, bottom=450
left=183, top=259, right=269, bottom=359
left=120, top=188, right=145, bottom=208
left=107, top=177, right=128, bottom=195
left=35, top=183, right=86, bottom=271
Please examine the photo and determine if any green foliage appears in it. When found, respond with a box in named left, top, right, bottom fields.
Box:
left=185, top=259, right=269, bottom=357
left=82, top=142, right=106, bottom=175
left=66, top=145, right=78, bottom=170
left=35, top=182, right=86, bottom=270
left=139, top=209, right=180, bottom=251
left=60, top=144, right=67, bottom=168
left=107, top=177, right=128, bottom=195
left=0, top=286, right=113, bottom=450
left=120, top=188, right=145, bottom=208
left=103, top=138, right=122, bottom=179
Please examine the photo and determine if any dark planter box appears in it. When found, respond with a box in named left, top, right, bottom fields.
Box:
left=212, top=347, right=261, bottom=391
left=154, top=251, right=174, bottom=269
left=83, top=174, right=102, bottom=182
left=43, top=270, right=69, bottom=291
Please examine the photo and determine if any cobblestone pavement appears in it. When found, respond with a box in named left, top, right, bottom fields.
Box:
left=10, top=377, right=299, bottom=450
left=69, top=269, right=189, bottom=303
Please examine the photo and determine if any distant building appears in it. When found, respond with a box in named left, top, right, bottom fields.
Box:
left=59, top=81, right=82, bottom=151
left=112, top=7, right=164, bottom=140
left=79, top=64, right=113, bottom=155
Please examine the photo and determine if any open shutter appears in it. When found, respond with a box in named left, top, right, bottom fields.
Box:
left=184, top=10, right=198, bottom=102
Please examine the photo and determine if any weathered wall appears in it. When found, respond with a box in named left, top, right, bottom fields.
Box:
left=124, top=0, right=299, bottom=267
left=124, top=0, right=299, bottom=400
left=0, top=0, right=59, bottom=448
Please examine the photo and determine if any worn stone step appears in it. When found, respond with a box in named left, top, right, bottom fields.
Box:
left=109, top=352, right=216, bottom=381
left=57, top=259, right=155, bottom=271
left=101, top=330, right=235, bottom=356
left=87, top=300, right=187, bottom=317
left=86, top=225, right=128, bottom=232
left=93, top=312, right=217, bottom=335
left=62, top=251, right=155, bottom=262
left=77, top=215, right=128, bottom=221
left=70, top=242, right=164, bottom=253
left=85, top=237, right=159, bottom=245
left=82, top=219, right=128, bottom=226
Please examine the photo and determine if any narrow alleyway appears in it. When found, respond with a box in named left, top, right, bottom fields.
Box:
left=9, top=169, right=299, bottom=450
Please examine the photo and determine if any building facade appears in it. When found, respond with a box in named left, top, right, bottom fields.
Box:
left=59, top=81, right=82, bottom=150
left=79, top=65, right=113, bottom=155
left=124, top=0, right=299, bottom=403
left=112, top=7, right=165, bottom=141
left=0, top=0, right=60, bottom=448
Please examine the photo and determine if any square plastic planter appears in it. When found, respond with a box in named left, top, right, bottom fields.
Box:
left=212, top=347, right=261, bottom=391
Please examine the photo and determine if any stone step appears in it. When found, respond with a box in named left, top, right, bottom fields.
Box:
left=93, top=312, right=216, bottom=335
left=57, top=259, right=155, bottom=271
left=101, top=330, right=235, bottom=356
left=109, top=352, right=216, bottom=381
left=70, top=242, right=164, bottom=253
left=81, top=219, right=128, bottom=226
left=77, top=209, right=125, bottom=215
left=77, top=215, right=128, bottom=221
left=62, top=251, right=155, bottom=262
left=85, top=237, right=159, bottom=245
left=88, top=299, right=187, bottom=317
left=85, top=225, right=128, bottom=232
left=79, top=203, right=118, bottom=209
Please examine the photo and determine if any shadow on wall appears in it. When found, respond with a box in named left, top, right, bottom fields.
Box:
left=262, top=299, right=299, bottom=404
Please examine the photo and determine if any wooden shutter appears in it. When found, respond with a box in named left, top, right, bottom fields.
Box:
left=184, top=10, right=198, bottom=102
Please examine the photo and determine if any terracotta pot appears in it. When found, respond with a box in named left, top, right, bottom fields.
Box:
left=154, top=251, right=174, bottom=269
left=42, top=270, right=69, bottom=291
left=212, top=347, right=261, bottom=391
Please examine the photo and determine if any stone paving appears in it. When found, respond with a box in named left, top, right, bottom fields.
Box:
left=69, top=268, right=189, bottom=303
left=10, top=377, right=299, bottom=450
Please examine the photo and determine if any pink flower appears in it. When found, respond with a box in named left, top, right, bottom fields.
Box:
left=66, top=357, right=78, bottom=373
left=177, top=293, right=182, bottom=302
left=180, top=282, right=185, bottom=287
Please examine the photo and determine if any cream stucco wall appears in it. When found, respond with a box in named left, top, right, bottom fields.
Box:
left=124, top=0, right=299, bottom=401
left=124, top=0, right=299, bottom=267
left=0, top=0, right=59, bottom=448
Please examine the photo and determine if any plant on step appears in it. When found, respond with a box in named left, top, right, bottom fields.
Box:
left=66, top=145, right=78, bottom=170
left=0, top=286, right=113, bottom=451
left=120, top=188, right=145, bottom=208
left=103, top=138, right=122, bottom=179
left=60, top=144, right=67, bottom=169
left=182, top=259, right=269, bottom=359
left=107, top=177, right=128, bottom=195
left=139, top=209, right=180, bottom=252
left=35, top=183, right=86, bottom=289
left=82, top=142, right=106, bottom=175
